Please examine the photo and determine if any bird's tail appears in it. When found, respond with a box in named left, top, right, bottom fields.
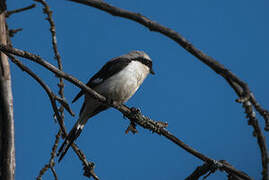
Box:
left=57, top=118, right=85, bottom=162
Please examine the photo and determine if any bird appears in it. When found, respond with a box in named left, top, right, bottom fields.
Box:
left=57, top=50, right=155, bottom=162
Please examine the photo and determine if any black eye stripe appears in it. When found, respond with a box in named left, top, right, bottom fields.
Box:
left=133, top=57, right=152, bottom=68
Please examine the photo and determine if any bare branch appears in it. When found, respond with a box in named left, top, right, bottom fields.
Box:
left=34, top=1, right=71, bottom=178
left=226, top=79, right=269, bottom=179
left=186, top=161, right=246, bottom=180
left=37, top=130, right=61, bottom=180
left=250, top=93, right=269, bottom=131
left=185, top=163, right=213, bottom=180
left=243, top=101, right=269, bottom=180
left=6, top=4, right=36, bottom=17
left=34, top=0, right=64, bottom=102
left=0, top=45, right=253, bottom=180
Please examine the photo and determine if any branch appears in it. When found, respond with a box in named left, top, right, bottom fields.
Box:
left=250, top=93, right=269, bottom=131
left=34, top=0, right=64, bottom=101
left=0, top=44, right=253, bottom=180
left=186, top=161, right=246, bottom=180
left=185, top=163, right=213, bottom=180
left=34, top=1, right=76, bottom=178
left=243, top=101, right=269, bottom=180
left=6, top=4, right=36, bottom=17
left=37, top=130, right=61, bottom=180
left=227, top=79, right=269, bottom=180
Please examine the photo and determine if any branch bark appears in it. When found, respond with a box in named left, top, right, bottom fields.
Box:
left=0, top=1, right=15, bottom=179
left=5, top=3, right=36, bottom=17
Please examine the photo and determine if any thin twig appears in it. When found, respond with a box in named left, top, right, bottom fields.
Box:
left=8, top=28, right=22, bottom=37
left=6, top=4, right=36, bottom=17
left=37, top=130, right=61, bottom=180
left=34, top=0, right=65, bottom=117
left=0, top=45, right=252, bottom=180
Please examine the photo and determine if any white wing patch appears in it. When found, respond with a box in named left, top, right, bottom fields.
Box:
left=92, top=78, right=103, bottom=84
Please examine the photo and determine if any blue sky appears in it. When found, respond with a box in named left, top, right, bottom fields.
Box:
left=7, top=0, right=269, bottom=179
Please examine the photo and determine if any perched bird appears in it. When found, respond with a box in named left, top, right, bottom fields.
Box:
left=57, top=51, right=155, bottom=161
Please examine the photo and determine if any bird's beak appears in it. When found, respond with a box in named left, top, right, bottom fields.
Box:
left=150, top=68, right=155, bottom=75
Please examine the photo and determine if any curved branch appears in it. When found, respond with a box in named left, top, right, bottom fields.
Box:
left=0, top=45, right=253, bottom=180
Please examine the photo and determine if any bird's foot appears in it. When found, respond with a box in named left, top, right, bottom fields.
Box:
left=106, top=97, right=114, bottom=106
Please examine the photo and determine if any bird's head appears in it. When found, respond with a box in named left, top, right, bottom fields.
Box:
left=127, top=50, right=155, bottom=75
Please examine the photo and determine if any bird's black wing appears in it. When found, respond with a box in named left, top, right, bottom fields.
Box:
left=72, top=58, right=131, bottom=103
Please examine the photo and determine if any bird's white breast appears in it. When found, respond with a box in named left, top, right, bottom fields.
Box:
left=94, top=61, right=150, bottom=103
